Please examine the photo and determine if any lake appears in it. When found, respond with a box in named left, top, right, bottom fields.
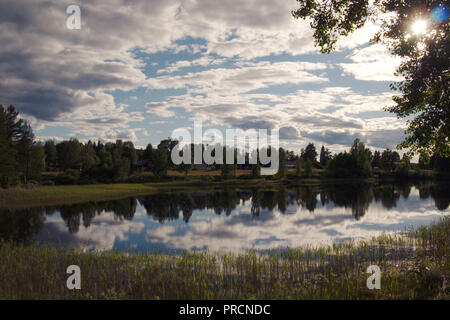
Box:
left=1, top=182, right=448, bottom=253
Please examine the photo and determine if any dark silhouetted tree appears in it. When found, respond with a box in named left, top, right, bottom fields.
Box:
left=380, top=149, right=401, bottom=172
left=0, top=105, right=17, bottom=187
left=152, top=146, right=168, bottom=179
left=295, top=157, right=303, bottom=177
left=44, top=140, right=58, bottom=171
left=143, top=144, right=153, bottom=162
left=304, top=158, right=313, bottom=178
left=80, top=141, right=99, bottom=172
left=292, top=0, right=450, bottom=159
left=277, top=147, right=287, bottom=178
left=372, top=150, right=381, bottom=168
left=301, top=143, right=318, bottom=163
left=319, top=145, right=331, bottom=166
left=57, top=139, right=82, bottom=171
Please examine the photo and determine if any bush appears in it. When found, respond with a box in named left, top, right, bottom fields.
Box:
left=325, top=151, right=372, bottom=179
left=127, top=174, right=152, bottom=183
left=24, top=180, right=40, bottom=188
left=55, top=169, right=80, bottom=185
left=200, top=175, right=214, bottom=182
left=77, top=178, right=96, bottom=185
left=238, top=174, right=254, bottom=180
left=40, top=180, right=55, bottom=186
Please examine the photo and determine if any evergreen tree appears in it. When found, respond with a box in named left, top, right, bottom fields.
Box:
left=123, top=141, right=138, bottom=166
left=350, top=139, right=372, bottom=178
left=0, top=105, right=17, bottom=187
left=1, top=105, right=44, bottom=185
left=152, top=146, right=168, bottom=179
left=113, top=157, right=131, bottom=182
left=44, top=140, right=58, bottom=171
left=97, top=143, right=113, bottom=170
left=11, top=117, right=42, bottom=184
left=143, top=144, right=153, bottom=162
left=3, top=105, right=25, bottom=143
left=277, top=147, right=287, bottom=178
left=250, top=149, right=260, bottom=178
left=27, top=143, right=45, bottom=182
left=80, top=141, right=99, bottom=171
left=295, top=157, right=303, bottom=177
left=319, top=145, right=331, bottom=166
left=301, top=143, right=318, bottom=163
left=304, top=158, right=313, bottom=178
left=57, top=139, right=82, bottom=171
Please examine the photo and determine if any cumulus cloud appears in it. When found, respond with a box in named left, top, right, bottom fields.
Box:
left=279, top=126, right=300, bottom=140
left=0, top=0, right=405, bottom=150
left=339, top=44, right=403, bottom=81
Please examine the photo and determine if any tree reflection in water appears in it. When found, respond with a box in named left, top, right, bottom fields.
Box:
left=0, top=183, right=448, bottom=244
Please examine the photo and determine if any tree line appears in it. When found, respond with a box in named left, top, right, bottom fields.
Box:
left=1, top=105, right=449, bottom=188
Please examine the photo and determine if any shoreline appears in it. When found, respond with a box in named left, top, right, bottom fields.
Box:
left=0, top=175, right=442, bottom=208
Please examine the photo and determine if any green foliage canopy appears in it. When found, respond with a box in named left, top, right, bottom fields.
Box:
left=292, top=0, right=450, bottom=159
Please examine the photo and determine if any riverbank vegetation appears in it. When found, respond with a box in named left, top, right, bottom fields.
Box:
left=0, top=179, right=277, bottom=208
left=0, top=167, right=447, bottom=208
left=0, top=216, right=448, bottom=299
left=2, top=170, right=447, bottom=209
left=1, top=105, right=449, bottom=190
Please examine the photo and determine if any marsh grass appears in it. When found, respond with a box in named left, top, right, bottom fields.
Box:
left=0, top=217, right=448, bottom=300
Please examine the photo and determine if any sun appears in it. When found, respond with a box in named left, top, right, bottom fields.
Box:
left=412, top=20, right=427, bottom=35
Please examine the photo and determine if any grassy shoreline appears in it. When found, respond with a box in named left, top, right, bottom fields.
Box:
left=0, top=177, right=317, bottom=208
left=1, top=167, right=444, bottom=208
left=0, top=217, right=448, bottom=299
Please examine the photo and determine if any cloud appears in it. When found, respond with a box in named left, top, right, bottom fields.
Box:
left=279, top=126, right=300, bottom=140
left=301, top=127, right=405, bottom=150
left=339, top=44, right=403, bottom=81
left=0, top=0, right=406, bottom=150
left=293, top=113, right=364, bottom=130
left=301, top=130, right=361, bottom=147
left=0, top=0, right=318, bottom=119
left=146, top=102, right=178, bottom=118
left=146, top=61, right=328, bottom=92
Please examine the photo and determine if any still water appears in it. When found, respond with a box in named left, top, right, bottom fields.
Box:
left=1, top=183, right=448, bottom=253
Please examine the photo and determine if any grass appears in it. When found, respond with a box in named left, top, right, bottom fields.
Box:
left=0, top=180, right=268, bottom=208
left=3, top=166, right=441, bottom=208
left=0, top=184, right=159, bottom=208
left=0, top=168, right=352, bottom=208
left=0, top=217, right=448, bottom=300
left=0, top=176, right=297, bottom=208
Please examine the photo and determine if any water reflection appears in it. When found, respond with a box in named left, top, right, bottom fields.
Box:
left=0, top=183, right=448, bottom=251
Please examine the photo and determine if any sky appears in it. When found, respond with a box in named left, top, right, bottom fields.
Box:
left=0, top=0, right=408, bottom=154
